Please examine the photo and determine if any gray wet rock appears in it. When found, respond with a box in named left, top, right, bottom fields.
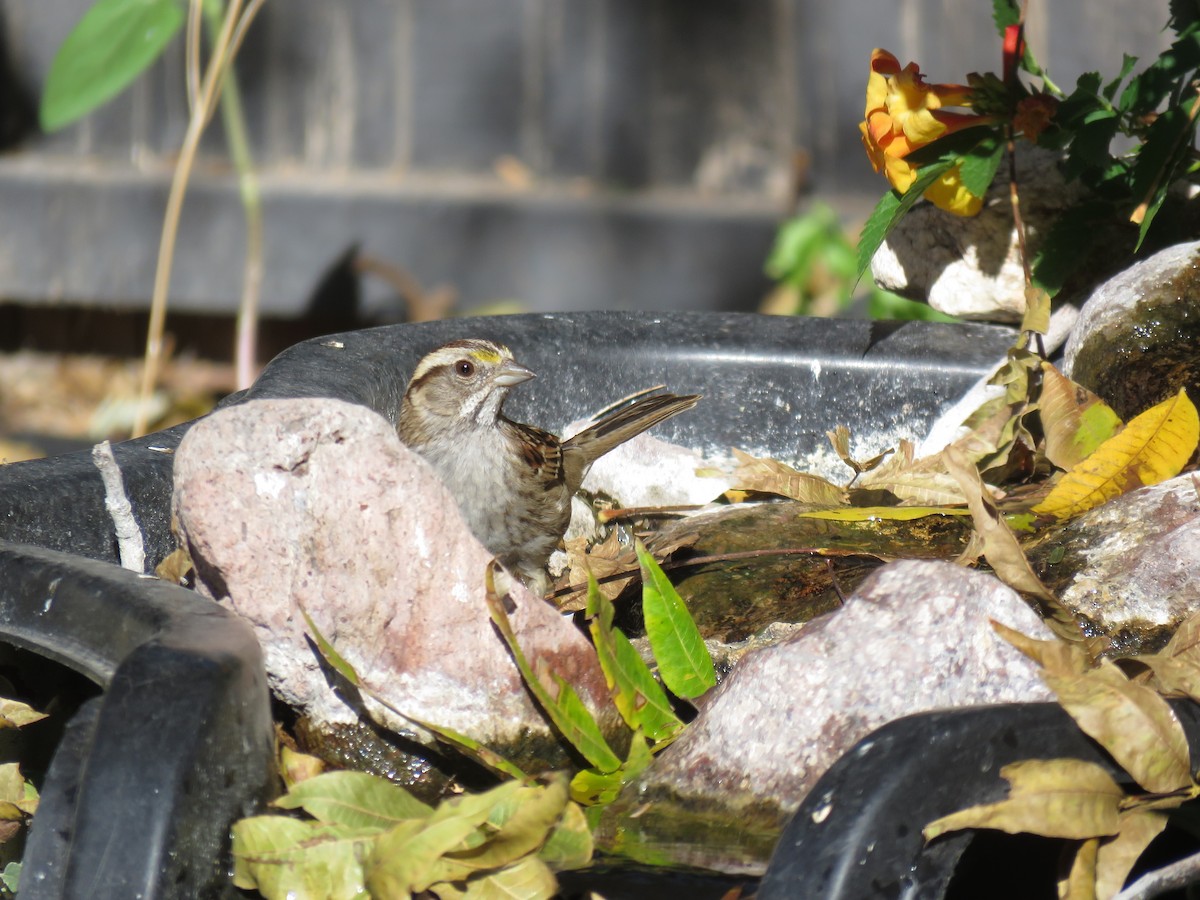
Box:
left=1064, top=239, right=1200, bottom=420
left=172, top=397, right=616, bottom=774
left=603, top=559, right=1054, bottom=873
left=1030, top=473, right=1200, bottom=655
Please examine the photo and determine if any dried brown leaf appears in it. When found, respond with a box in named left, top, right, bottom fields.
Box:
left=942, top=446, right=1055, bottom=603
left=923, top=758, right=1123, bottom=842
left=1094, top=809, right=1169, bottom=899
left=991, top=620, right=1091, bottom=678
left=857, top=440, right=967, bottom=506
left=728, top=448, right=846, bottom=505
left=1060, top=836, right=1100, bottom=900
left=1046, top=661, right=1191, bottom=794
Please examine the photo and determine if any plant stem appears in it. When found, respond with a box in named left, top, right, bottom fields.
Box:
left=204, top=1, right=264, bottom=390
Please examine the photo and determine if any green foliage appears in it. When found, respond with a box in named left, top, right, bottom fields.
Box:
left=232, top=773, right=591, bottom=900
left=40, top=0, right=186, bottom=131
left=637, top=543, right=716, bottom=700
left=860, top=4, right=1200, bottom=299
left=766, top=203, right=955, bottom=321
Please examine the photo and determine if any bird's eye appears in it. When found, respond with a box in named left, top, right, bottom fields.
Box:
left=455, top=359, right=475, bottom=378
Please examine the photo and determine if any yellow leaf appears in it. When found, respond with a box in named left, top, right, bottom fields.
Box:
left=1094, top=809, right=1168, bottom=899
left=797, top=506, right=970, bottom=522
left=923, top=758, right=1123, bottom=842
left=1060, top=836, right=1099, bottom=900
left=1039, top=363, right=1123, bottom=471
left=1032, top=388, right=1199, bottom=520
left=1046, top=661, right=1192, bottom=794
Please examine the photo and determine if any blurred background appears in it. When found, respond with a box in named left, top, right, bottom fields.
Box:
left=0, top=0, right=1172, bottom=449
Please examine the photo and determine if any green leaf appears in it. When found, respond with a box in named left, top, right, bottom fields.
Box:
left=0, top=862, right=19, bottom=893
left=399, top=713, right=532, bottom=783
left=41, top=0, right=186, bottom=132
left=484, top=577, right=622, bottom=773
left=537, top=800, right=594, bottom=871
left=1031, top=201, right=1117, bottom=297
left=855, top=159, right=957, bottom=281
left=1131, top=102, right=1200, bottom=250
left=300, top=606, right=362, bottom=686
left=1103, top=54, right=1140, bottom=101
left=765, top=206, right=837, bottom=285
left=1170, top=0, right=1200, bottom=34
left=447, top=856, right=558, bottom=899
left=957, top=134, right=1005, bottom=198
left=231, top=817, right=377, bottom=900
left=637, top=542, right=716, bottom=700
left=1121, top=30, right=1200, bottom=118
left=991, top=0, right=1020, bottom=34
left=273, top=770, right=433, bottom=829
left=586, top=575, right=685, bottom=743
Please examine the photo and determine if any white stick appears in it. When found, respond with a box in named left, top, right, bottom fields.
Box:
left=92, top=440, right=146, bottom=574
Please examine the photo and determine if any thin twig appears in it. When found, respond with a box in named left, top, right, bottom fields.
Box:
left=92, top=441, right=146, bottom=573
left=133, top=0, right=268, bottom=436
left=1113, top=850, right=1200, bottom=900
left=204, top=1, right=264, bottom=390
left=185, top=0, right=202, bottom=113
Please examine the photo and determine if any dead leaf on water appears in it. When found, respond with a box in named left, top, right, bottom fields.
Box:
left=727, top=448, right=846, bottom=505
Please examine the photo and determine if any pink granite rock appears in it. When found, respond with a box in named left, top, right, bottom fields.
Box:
left=172, top=397, right=612, bottom=755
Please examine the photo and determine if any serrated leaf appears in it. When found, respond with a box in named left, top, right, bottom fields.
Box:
left=484, top=577, right=622, bottom=773
left=991, top=0, right=1020, bottom=34
left=857, top=440, right=968, bottom=505
left=637, top=542, right=716, bottom=700
left=1032, top=388, right=1199, bottom=519
left=856, top=159, right=956, bottom=280
left=41, top=0, right=186, bottom=131
left=586, top=575, right=684, bottom=742
left=924, top=758, right=1124, bottom=841
left=1039, top=363, right=1123, bottom=470
left=1095, top=809, right=1169, bottom=898
left=1103, top=54, right=1140, bottom=101
left=1046, top=661, right=1192, bottom=794
left=273, top=770, right=432, bottom=829
left=231, top=817, right=377, bottom=900
left=728, top=448, right=846, bottom=504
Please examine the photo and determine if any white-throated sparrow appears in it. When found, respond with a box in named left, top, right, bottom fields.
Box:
left=398, top=338, right=699, bottom=593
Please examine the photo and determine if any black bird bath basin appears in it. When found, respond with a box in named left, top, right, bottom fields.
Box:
left=0, top=310, right=1110, bottom=899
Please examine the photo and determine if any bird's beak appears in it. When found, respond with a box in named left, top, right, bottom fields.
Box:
left=494, top=361, right=536, bottom=387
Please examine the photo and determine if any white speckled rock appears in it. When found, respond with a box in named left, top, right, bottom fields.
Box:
left=635, top=559, right=1054, bottom=816
left=172, top=397, right=613, bottom=752
left=1029, top=474, right=1200, bottom=653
